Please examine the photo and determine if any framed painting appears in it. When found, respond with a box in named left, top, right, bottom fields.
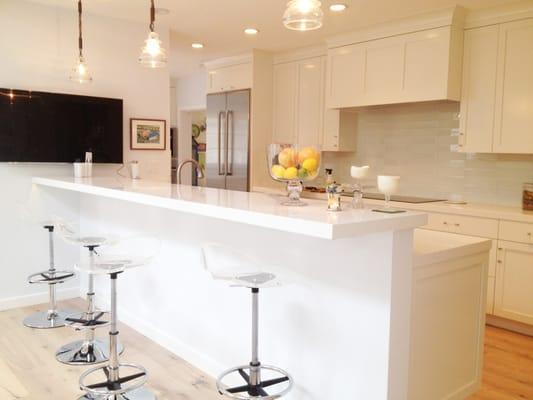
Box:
left=130, top=118, right=166, bottom=150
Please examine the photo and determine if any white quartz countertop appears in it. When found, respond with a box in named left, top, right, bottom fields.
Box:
left=33, top=177, right=427, bottom=240
left=254, top=186, right=533, bottom=223
left=413, top=229, right=492, bottom=268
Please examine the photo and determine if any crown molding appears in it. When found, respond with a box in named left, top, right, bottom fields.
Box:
left=327, top=6, right=465, bottom=49
left=203, top=53, right=253, bottom=70
left=465, top=0, right=533, bottom=29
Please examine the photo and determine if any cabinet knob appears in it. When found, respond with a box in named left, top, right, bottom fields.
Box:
left=497, top=260, right=503, bottom=264
left=498, top=248, right=503, bottom=251
left=443, top=221, right=448, bottom=225
left=454, top=223, right=460, bottom=227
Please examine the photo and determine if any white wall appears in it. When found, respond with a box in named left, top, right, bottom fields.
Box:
left=176, top=67, right=207, bottom=111
left=0, top=0, right=171, bottom=309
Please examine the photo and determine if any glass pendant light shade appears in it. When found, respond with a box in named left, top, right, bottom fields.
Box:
left=70, top=56, right=92, bottom=83
left=283, top=0, right=324, bottom=31
left=139, top=31, right=167, bottom=68
left=139, top=0, right=167, bottom=68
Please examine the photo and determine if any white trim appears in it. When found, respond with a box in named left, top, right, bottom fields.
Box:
left=326, top=6, right=464, bottom=48
left=204, top=54, right=253, bottom=71
left=273, top=45, right=327, bottom=65
left=465, top=1, right=533, bottom=29
left=0, top=287, right=81, bottom=311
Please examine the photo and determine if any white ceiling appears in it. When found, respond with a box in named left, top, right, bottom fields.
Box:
left=28, top=0, right=519, bottom=77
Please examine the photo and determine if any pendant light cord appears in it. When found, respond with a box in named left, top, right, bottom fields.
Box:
left=150, top=0, right=155, bottom=32
left=78, top=0, right=83, bottom=57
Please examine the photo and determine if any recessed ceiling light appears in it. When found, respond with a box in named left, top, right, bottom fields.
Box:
left=244, top=28, right=259, bottom=35
left=329, top=3, right=347, bottom=12
left=191, top=43, right=204, bottom=49
left=155, top=7, right=170, bottom=15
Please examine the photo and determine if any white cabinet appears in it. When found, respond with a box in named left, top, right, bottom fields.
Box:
left=494, top=241, right=533, bottom=324
left=272, top=62, right=298, bottom=144
left=422, top=212, right=498, bottom=313
left=459, top=25, right=500, bottom=153
left=207, top=62, right=252, bottom=94
left=272, top=56, right=356, bottom=151
left=326, top=26, right=463, bottom=108
left=297, top=58, right=324, bottom=146
left=459, top=18, right=533, bottom=154
left=493, top=19, right=533, bottom=153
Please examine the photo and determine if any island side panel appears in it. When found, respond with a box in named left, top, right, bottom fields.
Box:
left=73, top=191, right=414, bottom=400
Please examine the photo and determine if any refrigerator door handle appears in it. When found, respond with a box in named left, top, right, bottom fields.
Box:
left=226, top=110, right=234, bottom=176
left=218, top=111, right=225, bottom=176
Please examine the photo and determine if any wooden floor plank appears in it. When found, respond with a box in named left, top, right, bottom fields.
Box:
left=0, top=299, right=219, bottom=400
left=2, top=301, right=533, bottom=399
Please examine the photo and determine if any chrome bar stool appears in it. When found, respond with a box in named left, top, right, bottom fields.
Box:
left=23, top=222, right=77, bottom=329
left=78, top=236, right=159, bottom=400
left=202, top=244, right=293, bottom=400
left=55, top=228, right=124, bottom=365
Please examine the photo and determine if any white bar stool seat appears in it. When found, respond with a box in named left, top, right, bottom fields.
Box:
left=202, top=243, right=293, bottom=400
left=76, top=236, right=159, bottom=400
left=55, top=227, right=123, bottom=366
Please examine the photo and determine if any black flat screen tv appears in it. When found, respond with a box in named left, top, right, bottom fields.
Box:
left=0, top=89, right=123, bottom=163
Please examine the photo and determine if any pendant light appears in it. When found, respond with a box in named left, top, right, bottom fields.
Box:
left=283, top=0, right=324, bottom=31
left=70, top=0, right=92, bottom=83
left=139, top=0, right=167, bottom=68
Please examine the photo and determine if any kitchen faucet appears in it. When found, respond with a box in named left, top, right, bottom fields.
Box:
left=177, top=159, right=205, bottom=185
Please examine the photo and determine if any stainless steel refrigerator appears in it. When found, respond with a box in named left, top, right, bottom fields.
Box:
left=205, top=90, right=250, bottom=191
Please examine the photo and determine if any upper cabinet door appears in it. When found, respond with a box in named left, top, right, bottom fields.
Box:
left=493, top=19, right=533, bottom=153
left=326, top=26, right=462, bottom=108
left=272, top=62, right=298, bottom=144
left=208, top=63, right=253, bottom=94
left=326, top=44, right=365, bottom=109
left=297, top=57, right=323, bottom=145
left=459, top=25, right=500, bottom=153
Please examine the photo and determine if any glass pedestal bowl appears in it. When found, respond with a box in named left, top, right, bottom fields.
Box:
left=267, top=144, right=321, bottom=206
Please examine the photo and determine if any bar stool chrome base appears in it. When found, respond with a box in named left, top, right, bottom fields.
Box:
left=23, top=309, right=77, bottom=329
left=217, top=364, right=293, bottom=400
left=78, top=363, right=155, bottom=400
left=56, top=310, right=123, bottom=365
left=56, top=338, right=124, bottom=365
left=77, top=387, right=156, bottom=400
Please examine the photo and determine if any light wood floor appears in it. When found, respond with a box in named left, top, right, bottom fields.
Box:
left=1, top=301, right=533, bottom=399
left=0, top=299, right=220, bottom=400
left=469, top=325, right=533, bottom=400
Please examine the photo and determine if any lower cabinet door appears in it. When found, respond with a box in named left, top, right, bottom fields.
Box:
left=494, top=240, right=533, bottom=324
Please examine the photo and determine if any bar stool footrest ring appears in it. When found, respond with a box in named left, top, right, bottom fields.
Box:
left=79, top=363, right=148, bottom=397
left=217, top=364, right=293, bottom=400
left=65, top=311, right=111, bottom=330
left=27, top=270, right=76, bottom=285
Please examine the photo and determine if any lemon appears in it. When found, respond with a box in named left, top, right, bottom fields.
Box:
left=283, top=166, right=298, bottom=180
left=271, top=165, right=286, bottom=179
left=302, top=158, right=318, bottom=173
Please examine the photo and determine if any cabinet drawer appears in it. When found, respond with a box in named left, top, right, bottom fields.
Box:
left=452, top=215, right=499, bottom=239
left=424, top=213, right=499, bottom=239
left=499, top=220, right=533, bottom=244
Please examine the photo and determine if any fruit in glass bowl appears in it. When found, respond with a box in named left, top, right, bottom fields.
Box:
left=267, top=144, right=321, bottom=206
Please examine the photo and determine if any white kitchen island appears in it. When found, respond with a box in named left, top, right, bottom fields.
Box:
left=31, top=177, right=490, bottom=400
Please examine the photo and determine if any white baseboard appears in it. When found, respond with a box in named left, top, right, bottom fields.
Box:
left=97, top=298, right=222, bottom=379
left=0, top=287, right=81, bottom=311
